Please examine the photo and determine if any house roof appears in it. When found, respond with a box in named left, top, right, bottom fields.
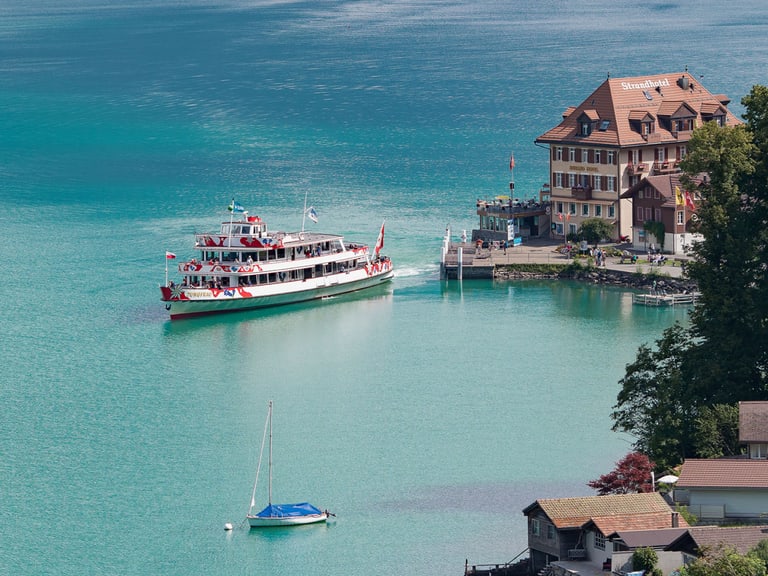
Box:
left=588, top=511, right=688, bottom=535
left=522, top=492, right=675, bottom=529
left=739, top=401, right=768, bottom=443
left=620, top=174, right=683, bottom=204
left=607, top=527, right=689, bottom=549
left=677, top=458, right=768, bottom=488
left=666, top=525, right=768, bottom=556
left=535, top=71, right=741, bottom=148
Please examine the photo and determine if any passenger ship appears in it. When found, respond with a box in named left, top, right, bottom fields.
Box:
left=160, top=204, right=393, bottom=319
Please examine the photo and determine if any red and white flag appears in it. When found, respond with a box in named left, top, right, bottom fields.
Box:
left=509, top=153, right=515, bottom=171
left=684, top=191, right=696, bottom=211
left=165, top=251, right=176, bottom=259
left=374, top=221, right=385, bottom=256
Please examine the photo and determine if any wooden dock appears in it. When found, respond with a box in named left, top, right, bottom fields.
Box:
left=632, top=293, right=698, bottom=307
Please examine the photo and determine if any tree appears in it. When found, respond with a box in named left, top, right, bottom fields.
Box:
left=693, top=404, right=741, bottom=459
left=680, top=118, right=766, bottom=402
left=750, top=539, right=768, bottom=569
left=587, top=451, right=655, bottom=495
left=633, top=547, right=661, bottom=576
left=611, top=324, right=698, bottom=470
left=578, top=218, right=615, bottom=245
left=680, top=545, right=766, bottom=576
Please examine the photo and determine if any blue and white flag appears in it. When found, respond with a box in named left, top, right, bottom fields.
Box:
left=307, top=206, right=318, bottom=223
left=228, top=199, right=245, bottom=213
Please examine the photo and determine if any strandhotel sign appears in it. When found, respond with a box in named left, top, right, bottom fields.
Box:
left=621, top=78, right=671, bottom=91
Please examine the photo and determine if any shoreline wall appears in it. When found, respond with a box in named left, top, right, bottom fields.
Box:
left=494, top=265, right=698, bottom=294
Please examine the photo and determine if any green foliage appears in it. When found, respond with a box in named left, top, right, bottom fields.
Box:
left=680, top=545, right=767, bottom=576
left=578, top=218, right=615, bottom=245
left=632, top=547, right=658, bottom=573
left=675, top=503, right=698, bottom=526
left=680, top=118, right=767, bottom=401
left=643, top=220, right=666, bottom=249
left=693, top=404, right=741, bottom=458
left=612, top=323, right=697, bottom=470
left=749, top=539, right=768, bottom=569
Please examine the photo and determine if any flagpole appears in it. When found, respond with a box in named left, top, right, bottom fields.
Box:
left=228, top=198, right=235, bottom=248
left=165, top=254, right=169, bottom=287
left=301, top=190, right=309, bottom=233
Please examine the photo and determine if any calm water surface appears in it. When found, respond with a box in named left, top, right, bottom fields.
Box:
left=2, top=1, right=765, bottom=574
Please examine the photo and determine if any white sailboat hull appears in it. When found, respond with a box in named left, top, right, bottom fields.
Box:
left=247, top=512, right=328, bottom=528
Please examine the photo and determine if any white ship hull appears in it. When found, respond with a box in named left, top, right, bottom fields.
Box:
left=165, top=267, right=393, bottom=319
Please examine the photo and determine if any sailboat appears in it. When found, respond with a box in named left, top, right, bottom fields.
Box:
left=246, top=401, right=329, bottom=528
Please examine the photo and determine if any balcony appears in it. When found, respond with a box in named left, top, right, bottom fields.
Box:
left=653, top=161, right=679, bottom=175
left=627, top=163, right=648, bottom=175
left=571, top=185, right=592, bottom=200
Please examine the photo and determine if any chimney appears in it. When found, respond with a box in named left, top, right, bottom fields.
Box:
left=671, top=511, right=679, bottom=528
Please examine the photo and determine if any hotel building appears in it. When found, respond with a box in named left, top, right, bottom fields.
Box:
left=535, top=71, right=741, bottom=242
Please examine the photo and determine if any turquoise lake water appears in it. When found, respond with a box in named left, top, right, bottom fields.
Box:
left=2, top=1, right=765, bottom=574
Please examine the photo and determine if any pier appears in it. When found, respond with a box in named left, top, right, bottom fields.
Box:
left=632, top=292, right=698, bottom=307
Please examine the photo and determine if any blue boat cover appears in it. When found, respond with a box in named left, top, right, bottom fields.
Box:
left=256, top=502, right=323, bottom=518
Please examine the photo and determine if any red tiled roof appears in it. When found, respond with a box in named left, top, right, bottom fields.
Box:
left=581, top=109, right=601, bottom=121
left=590, top=511, right=689, bottom=535
left=536, top=71, right=741, bottom=148
left=526, top=492, right=675, bottom=529
left=739, top=401, right=768, bottom=443
left=677, top=458, right=768, bottom=488
left=620, top=174, right=682, bottom=205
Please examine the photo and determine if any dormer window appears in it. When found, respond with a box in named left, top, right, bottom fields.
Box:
left=577, top=110, right=600, bottom=137
left=629, top=110, right=656, bottom=137
left=701, top=102, right=727, bottom=127
left=657, top=101, right=697, bottom=133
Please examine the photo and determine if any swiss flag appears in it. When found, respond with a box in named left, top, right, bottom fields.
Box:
left=374, top=221, right=385, bottom=256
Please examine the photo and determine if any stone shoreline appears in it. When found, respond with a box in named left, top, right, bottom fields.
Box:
left=494, top=265, right=698, bottom=294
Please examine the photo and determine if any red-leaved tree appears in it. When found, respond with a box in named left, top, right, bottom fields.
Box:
left=587, top=452, right=655, bottom=495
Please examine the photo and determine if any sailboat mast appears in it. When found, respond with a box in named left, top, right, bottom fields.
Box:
left=268, top=400, right=273, bottom=506
left=248, top=400, right=272, bottom=516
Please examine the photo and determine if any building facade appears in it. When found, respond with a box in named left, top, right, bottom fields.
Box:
left=620, top=174, right=703, bottom=254
left=535, top=71, right=740, bottom=241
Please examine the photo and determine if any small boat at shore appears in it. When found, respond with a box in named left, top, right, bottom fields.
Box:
left=246, top=401, right=330, bottom=528
left=160, top=201, right=393, bottom=319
